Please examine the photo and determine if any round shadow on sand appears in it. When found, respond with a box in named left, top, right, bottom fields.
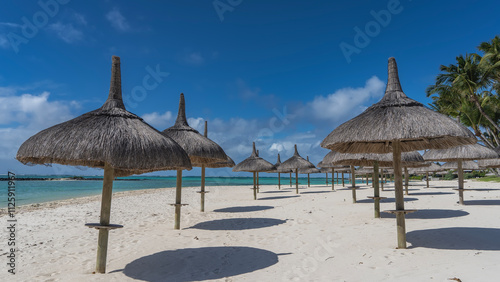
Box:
left=407, top=227, right=500, bottom=250
left=300, top=191, right=332, bottom=194
left=356, top=197, right=418, bottom=204
left=189, top=218, right=286, bottom=230
left=123, top=246, right=278, bottom=281
left=213, top=206, right=274, bottom=213
left=381, top=209, right=468, bottom=219
left=410, top=192, right=454, bottom=196
left=258, top=195, right=300, bottom=200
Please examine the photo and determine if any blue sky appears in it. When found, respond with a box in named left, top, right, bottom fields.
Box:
left=1, top=0, right=499, bottom=176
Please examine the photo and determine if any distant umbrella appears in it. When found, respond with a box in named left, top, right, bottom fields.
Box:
left=299, top=156, right=321, bottom=187
left=233, top=142, right=275, bottom=200
left=442, top=161, right=480, bottom=171
left=162, top=94, right=228, bottom=228
left=423, top=144, right=497, bottom=204
left=318, top=157, right=349, bottom=190
left=16, top=56, right=192, bottom=273
left=279, top=145, right=316, bottom=194
left=264, top=153, right=284, bottom=189
left=321, top=58, right=476, bottom=249
left=197, top=121, right=234, bottom=212
left=409, top=163, right=444, bottom=188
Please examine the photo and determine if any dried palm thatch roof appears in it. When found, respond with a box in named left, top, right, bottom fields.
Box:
left=16, top=56, right=192, bottom=177
left=322, top=150, right=427, bottom=168
left=478, top=150, right=500, bottom=168
left=265, top=153, right=284, bottom=173
left=162, top=94, right=228, bottom=166
left=409, top=163, right=444, bottom=173
left=442, top=161, right=480, bottom=170
left=422, top=144, right=498, bottom=162
left=279, top=145, right=316, bottom=171
left=205, top=155, right=235, bottom=168
left=233, top=143, right=275, bottom=172
left=321, top=58, right=476, bottom=154
left=299, top=157, right=321, bottom=173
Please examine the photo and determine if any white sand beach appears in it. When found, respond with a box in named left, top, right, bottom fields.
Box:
left=2, top=179, right=500, bottom=281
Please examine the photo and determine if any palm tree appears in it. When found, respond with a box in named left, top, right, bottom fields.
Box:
left=427, top=53, right=500, bottom=132
left=478, top=35, right=500, bottom=93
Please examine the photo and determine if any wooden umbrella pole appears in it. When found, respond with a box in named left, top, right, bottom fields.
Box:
left=331, top=168, right=335, bottom=191
left=342, top=172, right=345, bottom=187
left=373, top=161, right=381, bottom=218
left=325, top=172, right=328, bottom=186
left=295, top=168, right=299, bottom=194
left=350, top=165, right=356, bottom=203
left=253, top=171, right=257, bottom=200
left=290, top=172, right=292, bottom=187
left=458, top=159, right=464, bottom=205
left=278, top=172, right=281, bottom=190
left=200, top=164, right=206, bottom=212
left=381, top=171, right=384, bottom=191
left=404, top=167, right=409, bottom=195
left=257, top=172, right=260, bottom=193
left=392, top=141, right=407, bottom=249
left=96, top=163, right=114, bottom=273
left=174, top=169, right=183, bottom=230
left=426, top=172, right=429, bottom=188
left=307, top=173, right=310, bottom=187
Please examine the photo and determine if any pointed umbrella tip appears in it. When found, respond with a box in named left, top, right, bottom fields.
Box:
left=385, top=57, right=403, bottom=93
left=174, top=93, right=188, bottom=126
left=101, top=55, right=125, bottom=110
left=294, top=145, right=299, bottom=155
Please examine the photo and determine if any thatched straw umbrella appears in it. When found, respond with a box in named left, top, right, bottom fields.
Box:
left=478, top=147, right=500, bottom=168
left=318, top=163, right=330, bottom=186
left=279, top=145, right=316, bottom=194
left=409, top=163, right=444, bottom=188
left=233, top=142, right=275, bottom=200
left=299, top=156, right=321, bottom=187
left=272, top=154, right=283, bottom=189
left=16, top=56, right=192, bottom=274
left=321, top=57, right=476, bottom=248
left=423, top=144, right=497, bottom=204
left=442, top=160, right=480, bottom=171
left=162, top=94, right=228, bottom=228
left=200, top=122, right=235, bottom=211
left=318, top=156, right=349, bottom=190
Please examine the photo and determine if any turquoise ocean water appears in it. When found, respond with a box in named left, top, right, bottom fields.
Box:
left=1, top=174, right=367, bottom=207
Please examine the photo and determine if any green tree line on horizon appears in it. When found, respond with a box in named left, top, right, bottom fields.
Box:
left=427, top=35, right=500, bottom=150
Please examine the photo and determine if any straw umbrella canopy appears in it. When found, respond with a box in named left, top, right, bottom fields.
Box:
left=299, top=156, right=321, bottom=187
left=279, top=145, right=316, bottom=194
left=423, top=143, right=498, bottom=204
left=16, top=56, right=192, bottom=274
left=162, top=94, right=228, bottom=228
left=478, top=147, right=500, bottom=168
left=321, top=57, right=476, bottom=249
left=264, top=153, right=285, bottom=189
left=442, top=161, right=480, bottom=171
left=233, top=142, right=275, bottom=200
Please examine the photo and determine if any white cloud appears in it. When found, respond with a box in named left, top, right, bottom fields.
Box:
left=141, top=111, right=173, bottom=129
left=184, top=52, right=205, bottom=65
left=0, top=90, right=78, bottom=162
left=106, top=8, right=130, bottom=31
left=304, top=76, right=385, bottom=122
left=47, top=22, right=84, bottom=43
